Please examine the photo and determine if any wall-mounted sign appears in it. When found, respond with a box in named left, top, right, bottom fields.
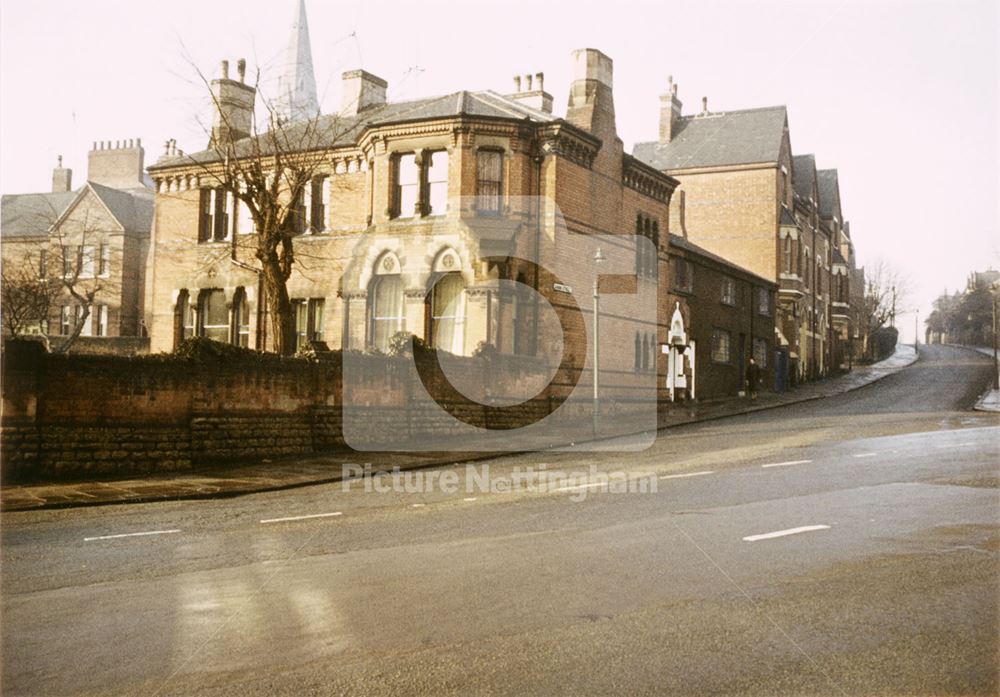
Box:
left=553, top=283, right=573, bottom=294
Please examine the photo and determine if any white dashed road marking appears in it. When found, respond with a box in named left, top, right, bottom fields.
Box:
left=659, top=471, right=715, bottom=479
left=853, top=452, right=877, bottom=458
left=743, top=525, right=831, bottom=542
left=761, top=460, right=812, bottom=469
left=259, top=512, right=342, bottom=524
left=84, top=529, right=181, bottom=542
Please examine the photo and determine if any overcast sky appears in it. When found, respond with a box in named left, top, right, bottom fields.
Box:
left=1, top=0, right=997, bottom=340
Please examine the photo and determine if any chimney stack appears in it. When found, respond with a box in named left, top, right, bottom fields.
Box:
left=701, top=96, right=709, bottom=115
left=340, top=69, right=388, bottom=116
left=504, top=70, right=553, bottom=114
left=87, top=138, right=145, bottom=189
left=659, top=75, right=684, bottom=144
left=210, top=57, right=256, bottom=148
left=51, top=155, right=73, bottom=193
left=566, top=48, right=616, bottom=141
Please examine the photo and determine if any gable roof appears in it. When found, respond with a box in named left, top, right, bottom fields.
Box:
left=87, top=181, right=154, bottom=233
left=817, top=169, right=841, bottom=219
left=632, top=105, right=787, bottom=171
left=150, top=90, right=557, bottom=171
left=792, top=154, right=817, bottom=200
left=0, top=191, right=77, bottom=238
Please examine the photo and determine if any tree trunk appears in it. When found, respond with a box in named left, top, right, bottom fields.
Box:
left=261, top=257, right=295, bottom=355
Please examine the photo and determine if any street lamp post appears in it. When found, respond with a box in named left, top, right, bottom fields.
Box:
left=992, top=283, right=999, bottom=390
left=592, top=247, right=606, bottom=437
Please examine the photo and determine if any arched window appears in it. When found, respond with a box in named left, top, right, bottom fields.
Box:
left=232, top=287, right=250, bottom=347
left=174, top=289, right=192, bottom=348
left=370, top=275, right=403, bottom=352
left=198, top=289, right=228, bottom=342
left=429, top=272, right=465, bottom=354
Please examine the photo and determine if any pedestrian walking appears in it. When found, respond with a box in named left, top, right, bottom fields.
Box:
left=746, top=357, right=761, bottom=400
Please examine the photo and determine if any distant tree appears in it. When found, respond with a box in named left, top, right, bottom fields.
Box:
left=860, top=259, right=909, bottom=359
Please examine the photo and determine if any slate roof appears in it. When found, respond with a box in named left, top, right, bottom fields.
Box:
left=816, top=169, right=840, bottom=218
left=669, top=233, right=776, bottom=287
left=150, top=90, right=557, bottom=170
left=779, top=207, right=798, bottom=226
left=1, top=191, right=77, bottom=238
left=832, top=247, right=847, bottom=265
left=1, top=183, right=152, bottom=238
left=792, top=154, right=816, bottom=200
left=632, top=106, right=787, bottom=171
left=86, top=182, right=154, bottom=234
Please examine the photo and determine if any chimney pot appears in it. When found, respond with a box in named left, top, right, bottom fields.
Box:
left=92, top=141, right=97, bottom=150
left=237, top=58, right=246, bottom=83
left=525, top=74, right=533, bottom=90
left=536, top=72, right=544, bottom=91
left=702, top=96, right=708, bottom=113
left=514, top=75, right=521, bottom=92
left=221, top=60, right=229, bottom=80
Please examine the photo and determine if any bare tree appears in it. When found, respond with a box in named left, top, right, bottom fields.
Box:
left=164, top=57, right=351, bottom=355
left=1, top=252, right=56, bottom=340
left=860, top=258, right=909, bottom=358
left=24, top=201, right=120, bottom=353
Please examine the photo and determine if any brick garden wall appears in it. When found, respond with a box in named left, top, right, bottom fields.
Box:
left=0, top=341, right=598, bottom=483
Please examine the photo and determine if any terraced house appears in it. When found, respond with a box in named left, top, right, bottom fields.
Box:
left=633, top=78, right=862, bottom=384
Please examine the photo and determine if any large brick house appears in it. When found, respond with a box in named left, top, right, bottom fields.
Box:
left=145, top=0, right=780, bottom=404
left=0, top=142, right=153, bottom=349
left=146, top=42, right=688, bottom=411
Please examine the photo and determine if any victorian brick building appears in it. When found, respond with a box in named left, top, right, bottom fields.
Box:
left=633, top=78, right=861, bottom=382
left=147, top=39, right=693, bottom=408
left=0, top=141, right=153, bottom=348
left=144, top=0, right=785, bottom=404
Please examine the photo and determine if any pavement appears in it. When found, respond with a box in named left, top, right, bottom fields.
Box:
left=0, top=344, right=920, bottom=512
left=965, top=345, right=1000, bottom=412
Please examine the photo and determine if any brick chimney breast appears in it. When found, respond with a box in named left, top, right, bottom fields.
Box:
left=87, top=139, right=145, bottom=189
left=340, top=70, right=388, bottom=116
left=566, top=48, right=616, bottom=137
left=51, top=155, right=73, bottom=193
left=659, top=75, right=683, bottom=144
left=209, top=58, right=256, bottom=148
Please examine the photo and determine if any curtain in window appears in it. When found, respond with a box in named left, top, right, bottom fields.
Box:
left=371, top=276, right=403, bottom=352
left=232, top=289, right=250, bottom=347
left=199, top=289, right=228, bottom=342
left=430, top=273, right=465, bottom=354
left=477, top=151, right=502, bottom=214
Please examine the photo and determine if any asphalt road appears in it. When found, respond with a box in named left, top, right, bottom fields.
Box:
left=2, top=344, right=998, bottom=696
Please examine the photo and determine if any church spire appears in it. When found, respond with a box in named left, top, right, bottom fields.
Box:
left=275, top=0, right=319, bottom=124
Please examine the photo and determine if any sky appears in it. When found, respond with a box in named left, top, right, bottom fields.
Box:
left=1, top=0, right=997, bottom=341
